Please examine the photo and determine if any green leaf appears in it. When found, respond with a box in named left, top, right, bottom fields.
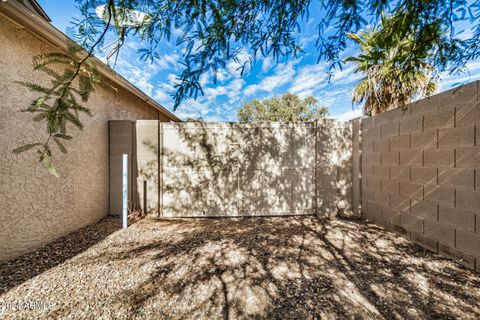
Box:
left=73, top=105, right=93, bottom=116
left=33, top=112, right=48, bottom=122
left=44, top=144, right=52, bottom=157
left=78, top=75, right=93, bottom=102
left=53, top=137, right=67, bottom=154
left=59, top=119, right=67, bottom=135
left=40, top=154, right=59, bottom=178
left=35, top=64, right=63, bottom=80
left=33, top=96, right=47, bottom=108
left=15, top=81, right=51, bottom=94
left=63, top=112, right=84, bottom=129
left=53, top=133, right=73, bottom=140
left=13, top=143, right=42, bottom=154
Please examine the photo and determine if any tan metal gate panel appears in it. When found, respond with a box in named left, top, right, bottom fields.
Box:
left=109, top=119, right=352, bottom=218
left=160, top=122, right=316, bottom=217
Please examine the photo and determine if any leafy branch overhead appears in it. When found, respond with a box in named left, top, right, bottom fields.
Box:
left=15, top=0, right=480, bottom=175
left=14, top=1, right=115, bottom=176
left=14, top=50, right=101, bottom=176
left=66, top=0, right=480, bottom=112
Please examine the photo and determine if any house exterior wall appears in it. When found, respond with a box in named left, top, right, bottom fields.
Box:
left=0, top=17, right=166, bottom=260
left=353, top=81, right=480, bottom=271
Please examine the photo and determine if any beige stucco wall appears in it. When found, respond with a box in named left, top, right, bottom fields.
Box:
left=0, top=16, right=164, bottom=261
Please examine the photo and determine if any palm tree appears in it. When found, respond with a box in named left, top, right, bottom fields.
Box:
left=346, top=13, right=439, bottom=115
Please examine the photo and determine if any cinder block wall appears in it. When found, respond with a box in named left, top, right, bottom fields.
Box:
left=354, top=81, right=480, bottom=271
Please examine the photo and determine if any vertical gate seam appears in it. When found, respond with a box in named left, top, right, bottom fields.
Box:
left=359, top=119, right=363, bottom=217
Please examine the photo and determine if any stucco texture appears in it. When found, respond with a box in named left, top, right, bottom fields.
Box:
left=0, top=17, right=161, bottom=261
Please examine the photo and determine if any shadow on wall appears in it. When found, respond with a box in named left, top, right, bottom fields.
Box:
left=80, top=216, right=479, bottom=319
left=316, top=119, right=353, bottom=217
left=135, top=120, right=353, bottom=217
left=137, top=137, right=159, bottom=214
left=162, top=122, right=314, bottom=217
left=359, top=82, right=480, bottom=270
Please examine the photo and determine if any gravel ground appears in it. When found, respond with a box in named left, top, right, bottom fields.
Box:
left=1, top=215, right=479, bottom=319
left=0, top=217, right=120, bottom=295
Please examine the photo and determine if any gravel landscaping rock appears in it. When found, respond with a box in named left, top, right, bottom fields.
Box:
left=1, top=215, right=479, bottom=319
left=0, top=217, right=120, bottom=295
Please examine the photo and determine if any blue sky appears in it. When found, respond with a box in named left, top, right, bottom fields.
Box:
left=38, top=0, right=480, bottom=121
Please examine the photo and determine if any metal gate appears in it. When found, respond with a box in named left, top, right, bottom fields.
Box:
left=109, top=120, right=352, bottom=218
left=161, top=122, right=316, bottom=217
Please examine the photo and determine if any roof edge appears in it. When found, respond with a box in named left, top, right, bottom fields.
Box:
left=0, top=0, right=181, bottom=122
left=26, top=0, right=52, bottom=22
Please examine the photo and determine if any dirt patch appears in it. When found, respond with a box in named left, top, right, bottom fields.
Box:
left=1, top=215, right=479, bottom=319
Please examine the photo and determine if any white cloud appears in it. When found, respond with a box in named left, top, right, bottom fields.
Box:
left=244, top=61, right=296, bottom=95
left=102, top=33, right=367, bottom=123
left=291, top=62, right=358, bottom=93
left=204, top=86, right=228, bottom=99
left=155, top=52, right=181, bottom=71
left=216, top=69, right=230, bottom=82
left=174, top=99, right=210, bottom=119
left=153, top=87, right=172, bottom=103
left=288, top=63, right=359, bottom=100
left=226, top=78, right=245, bottom=98
left=440, top=60, right=480, bottom=89
left=204, top=78, right=245, bottom=101
left=330, top=64, right=360, bottom=85
left=226, top=50, right=251, bottom=77
left=112, top=45, right=178, bottom=96
left=166, top=74, right=177, bottom=82
left=173, top=97, right=239, bottom=122
left=243, top=84, right=259, bottom=96
left=299, top=33, right=317, bottom=47
left=261, top=56, right=274, bottom=73
left=199, top=73, right=209, bottom=86
left=331, top=108, right=363, bottom=122
left=116, top=61, right=157, bottom=95
left=289, top=62, right=328, bottom=95
left=297, top=90, right=314, bottom=99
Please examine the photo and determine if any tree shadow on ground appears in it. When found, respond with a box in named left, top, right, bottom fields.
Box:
left=80, top=215, right=480, bottom=319
left=0, top=216, right=120, bottom=295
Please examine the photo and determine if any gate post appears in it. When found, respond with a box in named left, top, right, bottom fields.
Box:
left=351, top=117, right=365, bottom=217
left=135, top=120, right=159, bottom=216
left=314, top=120, right=318, bottom=215
left=109, top=120, right=135, bottom=216
left=158, top=121, right=163, bottom=218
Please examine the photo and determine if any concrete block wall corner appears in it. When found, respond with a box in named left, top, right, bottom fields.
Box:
left=351, top=80, right=480, bottom=271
